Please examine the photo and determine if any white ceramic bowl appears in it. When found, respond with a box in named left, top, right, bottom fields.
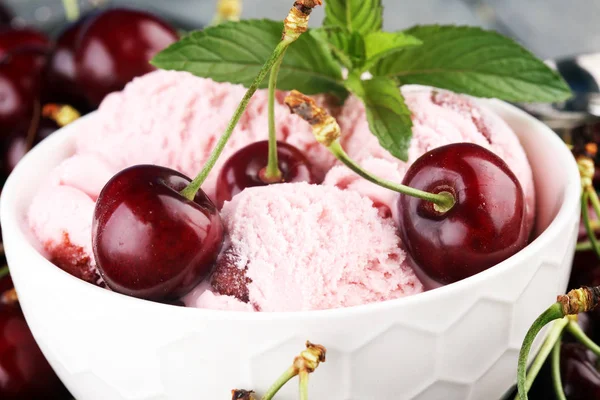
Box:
left=1, top=99, right=580, bottom=400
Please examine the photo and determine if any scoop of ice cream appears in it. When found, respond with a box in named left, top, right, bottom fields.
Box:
left=332, top=87, right=536, bottom=231
left=74, top=70, right=335, bottom=197
left=188, top=183, right=423, bottom=312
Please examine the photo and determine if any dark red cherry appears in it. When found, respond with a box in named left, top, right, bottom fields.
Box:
left=561, top=342, right=600, bottom=400
left=44, top=20, right=89, bottom=109
left=0, top=276, right=71, bottom=399
left=397, top=143, right=528, bottom=285
left=75, top=9, right=178, bottom=107
left=0, top=5, right=12, bottom=28
left=0, top=28, right=50, bottom=59
left=92, top=165, right=224, bottom=301
left=215, top=141, right=317, bottom=208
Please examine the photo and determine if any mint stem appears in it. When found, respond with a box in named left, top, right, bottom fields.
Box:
left=550, top=334, right=566, bottom=400
left=299, top=370, right=309, bottom=400
left=62, top=0, right=80, bottom=21
left=0, top=265, right=9, bottom=280
left=328, top=140, right=455, bottom=210
left=264, top=50, right=288, bottom=182
left=513, top=317, right=568, bottom=400
left=566, top=319, right=600, bottom=357
left=517, top=302, right=564, bottom=400
left=260, top=366, right=297, bottom=400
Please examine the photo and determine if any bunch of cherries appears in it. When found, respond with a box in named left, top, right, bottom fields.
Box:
left=0, top=4, right=178, bottom=398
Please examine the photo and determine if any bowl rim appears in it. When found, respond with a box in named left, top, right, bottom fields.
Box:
left=0, top=97, right=581, bottom=322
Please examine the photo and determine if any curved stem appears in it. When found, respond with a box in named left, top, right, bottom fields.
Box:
left=513, top=317, right=568, bottom=400
left=180, top=39, right=291, bottom=200
left=576, top=240, right=592, bottom=252
left=328, top=140, right=455, bottom=211
left=582, top=190, right=600, bottom=259
left=566, top=319, right=600, bottom=357
left=62, top=0, right=80, bottom=21
left=0, top=265, right=9, bottom=280
left=260, top=366, right=297, bottom=400
left=299, top=370, right=309, bottom=400
left=517, top=302, right=564, bottom=400
left=551, top=336, right=567, bottom=400
left=264, top=50, right=288, bottom=182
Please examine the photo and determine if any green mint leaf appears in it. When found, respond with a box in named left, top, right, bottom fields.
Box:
left=323, top=0, right=383, bottom=36
left=345, top=76, right=413, bottom=161
left=313, top=28, right=365, bottom=70
left=372, top=25, right=572, bottom=103
left=152, top=19, right=347, bottom=99
left=363, top=31, right=422, bottom=71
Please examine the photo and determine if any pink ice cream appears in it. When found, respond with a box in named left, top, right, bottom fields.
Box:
left=185, top=183, right=422, bottom=311
left=26, top=70, right=536, bottom=311
left=328, top=87, right=536, bottom=232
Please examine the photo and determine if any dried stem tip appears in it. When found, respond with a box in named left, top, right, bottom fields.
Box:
left=231, top=389, right=255, bottom=400
left=577, top=156, right=595, bottom=189
left=293, top=341, right=327, bottom=374
left=557, top=286, right=600, bottom=315
left=283, top=0, right=322, bottom=41
left=42, top=104, right=81, bottom=127
left=285, top=90, right=341, bottom=146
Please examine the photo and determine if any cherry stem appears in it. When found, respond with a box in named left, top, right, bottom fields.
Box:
left=328, top=140, right=455, bottom=211
left=260, top=366, right=297, bottom=400
left=264, top=50, right=288, bottom=182
left=517, top=303, right=564, bottom=399
left=0, top=265, right=8, bottom=280
left=576, top=240, right=592, bottom=251
left=62, top=0, right=80, bottom=21
left=513, top=317, right=568, bottom=400
left=181, top=0, right=319, bottom=201
left=299, top=370, right=309, bottom=400
left=566, top=319, right=600, bottom=357
left=582, top=190, right=600, bottom=259
left=550, top=334, right=567, bottom=400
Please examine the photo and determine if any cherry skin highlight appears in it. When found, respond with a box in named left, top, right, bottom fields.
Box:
left=74, top=9, right=178, bottom=107
left=92, top=165, right=224, bottom=301
left=397, top=142, right=528, bottom=285
left=0, top=276, right=71, bottom=399
left=215, top=140, right=317, bottom=208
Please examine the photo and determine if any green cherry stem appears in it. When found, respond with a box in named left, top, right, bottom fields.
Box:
left=517, top=303, right=564, bottom=400
left=514, top=317, right=568, bottom=400
left=180, top=0, right=320, bottom=200
left=299, top=371, right=309, bottom=400
left=260, top=366, right=297, bottom=400
left=62, top=0, right=80, bottom=21
left=284, top=90, right=455, bottom=212
left=263, top=50, right=288, bottom=182
left=550, top=334, right=567, bottom=400
left=582, top=189, right=600, bottom=259
left=576, top=240, right=593, bottom=252
left=566, top=319, right=600, bottom=357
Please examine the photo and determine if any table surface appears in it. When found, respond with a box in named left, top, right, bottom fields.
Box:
left=5, top=0, right=599, bottom=61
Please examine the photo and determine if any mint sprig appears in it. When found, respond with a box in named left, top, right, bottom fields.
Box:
left=372, top=25, right=572, bottom=103
left=323, top=0, right=383, bottom=36
left=152, top=19, right=347, bottom=99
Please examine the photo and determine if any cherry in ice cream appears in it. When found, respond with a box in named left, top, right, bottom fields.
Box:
left=74, top=9, right=178, bottom=107
left=92, top=165, right=224, bottom=301
left=397, top=142, right=528, bottom=284
left=215, top=140, right=317, bottom=207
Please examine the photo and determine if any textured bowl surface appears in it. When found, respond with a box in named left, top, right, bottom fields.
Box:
left=0, top=99, right=580, bottom=400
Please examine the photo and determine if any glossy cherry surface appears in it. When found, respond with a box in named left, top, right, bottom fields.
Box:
left=75, top=9, right=177, bottom=107
left=215, top=140, right=317, bottom=208
left=0, top=28, right=50, bottom=58
left=44, top=20, right=88, bottom=108
left=561, top=342, right=600, bottom=400
left=0, top=276, right=70, bottom=399
left=92, top=165, right=224, bottom=301
left=397, top=143, right=528, bottom=284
